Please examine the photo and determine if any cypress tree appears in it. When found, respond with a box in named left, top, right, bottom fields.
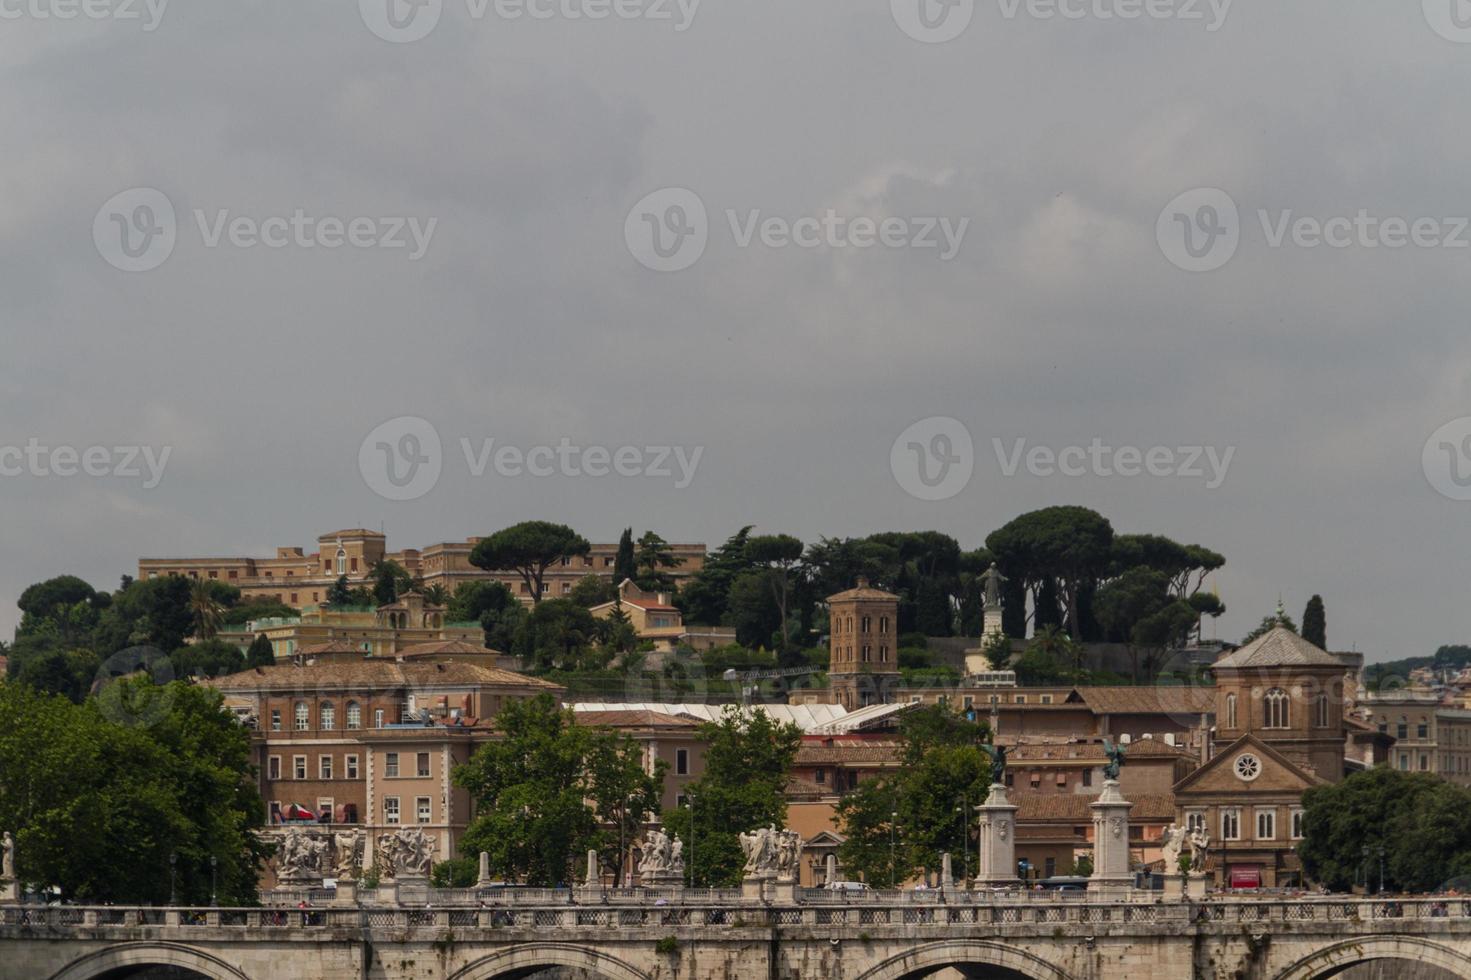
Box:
left=1302, top=594, right=1326, bottom=649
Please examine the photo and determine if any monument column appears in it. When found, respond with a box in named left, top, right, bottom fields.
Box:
left=973, top=783, right=1021, bottom=890
left=1089, top=780, right=1135, bottom=893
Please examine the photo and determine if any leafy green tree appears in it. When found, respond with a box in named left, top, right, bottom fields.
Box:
left=11, top=645, right=101, bottom=703
left=93, top=575, right=196, bottom=655
left=678, top=526, right=756, bottom=625
left=743, top=534, right=805, bottom=657
left=1094, top=567, right=1198, bottom=682
left=1300, top=767, right=1471, bottom=893
left=1302, top=594, right=1326, bottom=649
left=515, top=599, right=605, bottom=672
left=422, top=584, right=450, bottom=607
left=245, top=634, right=275, bottom=668
left=189, top=579, right=227, bottom=640
left=837, top=705, right=991, bottom=885
left=326, top=575, right=354, bottom=607
left=568, top=574, right=617, bottom=608
left=987, top=507, right=1114, bottom=639
left=449, top=581, right=525, bottom=652
left=470, top=521, right=591, bottom=604
left=170, top=639, right=244, bottom=680
left=0, top=679, right=266, bottom=904
left=635, top=531, right=680, bottom=593
left=221, top=597, right=298, bottom=626
left=726, top=570, right=782, bottom=651
left=585, top=729, right=666, bottom=886
left=431, top=857, right=479, bottom=887
left=1242, top=605, right=1298, bottom=644
left=614, top=528, right=637, bottom=584
left=370, top=560, right=413, bottom=606
left=661, top=708, right=801, bottom=886
left=455, top=694, right=652, bottom=886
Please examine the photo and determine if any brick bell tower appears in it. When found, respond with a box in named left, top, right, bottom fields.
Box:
left=827, top=578, right=901, bottom=710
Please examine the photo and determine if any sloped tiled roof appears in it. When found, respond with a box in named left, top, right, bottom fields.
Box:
left=1213, top=627, right=1343, bottom=669
left=826, top=579, right=900, bottom=602
left=1074, top=686, right=1216, bottom=716
left=207, top=660, right=562, bottom=692
left=396, top=639, right=497, bottom=658
left=1015, top=793, right=1177, bottom=822
left=299, top=640, right=362, bottom=656
left=796, top=742, right=904, bottom=766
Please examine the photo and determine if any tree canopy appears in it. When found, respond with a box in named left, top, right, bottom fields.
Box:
left=470, top=521, right=591, bottom=603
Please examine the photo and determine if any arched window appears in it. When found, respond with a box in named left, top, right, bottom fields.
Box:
left=1316, top=695, right=1331, bottom=728
left=346, top=701, right=362, bottom=730
left=1226, top=693, right=1238, bottom=729
left=320, top=701, right=335, bottom=731
left=294, top=701, right=309, bottom=731
left=336, top=547, right=347, bottom=575
left=1264, top=688, right=1289, bottom=729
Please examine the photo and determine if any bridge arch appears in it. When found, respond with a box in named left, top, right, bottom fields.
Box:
left=448, top=942, right=652, bottom=980
left=856, top=939, right=1070, bottom=980
left=49, top=942, right=253, bottom=980
left=1274, top=936, right=1471, bottom=980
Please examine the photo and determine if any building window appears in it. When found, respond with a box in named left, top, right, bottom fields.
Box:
left=336, top=548, right=347, bottom=575
left=375, top=709, right=385, bottom=729
left=879, top=616, right=889, bottom=634
left=676, top=749, right=689, bottom=776
left=1316, top=695, right=1331, bottom=729
left=1291, top=809, right=1305, bottom=840
left=346, top=755, right=359, bottom=780
left=268, top=756, right=281, bottom=780
left=416, top=797, right=432, bottom=823
left=1399, top=753, right=1409, bottom=771
left=815, top=768, right=825, bottom=784
left=294, top=701, right=309, bottom=731
left=386, top=753, right=400, bottom=778
left=417, top=752, right=431, bottom=778
left=1040, top=695, right=1053, bottom=705
left=271, top=709, right=282, bottom=732
left=293, top=756, right=306, bottom=780
left=1419, top=722, right=1430, bottom=740
left=1186, top=811, right=1206, bottom=834
left=1256, top=809, right=1276, bottom=841
left=1082, top=768, right=1092, bottom=788
left=384, top=798, right=400, bottom=825
left=1221, top=808, right=1241, bottom=841
left=1421, top=754, right=1430, bottom=771
left=320, top=702, right=335, bottom=731
left=320, top=756, right=333, bottom=780
left=1226, top=693, right=1238, bottom=729
left=1264, top=688, right=1289, bottom=729
left=1398, top=719, right=1408, bottom=740
left=346, top=702, right=361, bottom=730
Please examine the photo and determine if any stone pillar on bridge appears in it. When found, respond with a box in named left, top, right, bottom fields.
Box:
left=477, top=852, right=493, bottom=889
left=1089, top=780, right=1134, bottom=893
left=974, top=783, right=1021, bottom=890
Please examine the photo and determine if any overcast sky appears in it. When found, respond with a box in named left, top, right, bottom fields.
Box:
left=3, top=0, right=1469, bottom=663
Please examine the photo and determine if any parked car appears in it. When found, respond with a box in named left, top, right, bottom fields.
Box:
left=824, top=881, right=871, bottom=892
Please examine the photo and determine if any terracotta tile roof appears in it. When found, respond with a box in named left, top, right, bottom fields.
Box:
left=1213, top=627, right=1343, bottom=669
left=299, top=640, right=362, bottom=656
left=206, top=660, right=562, bottom=693
left=1014, top=793, right=1177, bottom=822
left=396, top=639, right=498, bottom=657
left=1074, top=686, right=1215, bottom=716
left=785, top=776, right=834, bottom=799
left=795, top=742, right=904, bottom=765
left=826, top=579, right=901, bottom=602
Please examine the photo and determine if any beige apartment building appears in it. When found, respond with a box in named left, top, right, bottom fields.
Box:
left=588, top=580, right=737, bottom=653
left=218, top=591, right=484, bottom=663
left=1359, top=692, right=1471, bottom=785
left=140, top=528, right=705, bottom=609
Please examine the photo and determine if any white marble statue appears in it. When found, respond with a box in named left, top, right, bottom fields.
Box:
left=1187, top=826, right=1211, bottom=874
left=740, top=825, right=802, bottom=879
left=1160, top=824, right=1186, bottom=872
left=2, top=831, right=14, bottom=880
left=333, top=829, right=362, bottom=879
left=277, top=828, right=329, bottom=881
left=639, top=827, right=680, bottom=877
left=379, top=826, right=436, bottom=878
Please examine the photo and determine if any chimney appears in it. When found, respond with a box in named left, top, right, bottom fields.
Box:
left=856, top=576, right=869, bottom=589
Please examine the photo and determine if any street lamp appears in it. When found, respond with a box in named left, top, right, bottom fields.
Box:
left=168, top=852, right=177, bottom=907
left=688, top=792, right=696, bottom=889
left=955, top=797, right=969, bottom=883
left=889, top=810, right=898, bottom=890
left=210, top=855, right=218, bottom=907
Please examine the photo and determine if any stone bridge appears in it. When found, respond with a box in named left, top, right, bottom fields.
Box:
left=5, top=893, right=1471, bottom=980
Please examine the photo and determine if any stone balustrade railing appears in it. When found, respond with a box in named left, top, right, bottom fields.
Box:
left=2, top=897, right=1469, bottom=933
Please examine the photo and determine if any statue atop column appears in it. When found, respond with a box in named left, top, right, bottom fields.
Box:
left=980, top=564, right=1007, bottom=639
left=981, top=738, right=1007, bottom=786
left=1102, top=738, right=1127, bottom=782
left=981, top=564, right=1007, bottom=608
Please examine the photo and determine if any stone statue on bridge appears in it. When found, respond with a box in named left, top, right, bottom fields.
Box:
left=1160, top=824, right=1186, bottom=873
left=276, top=828, right=330, bottom=883
left=740, top=825, right=802, bottom=881
left=1187, top=826, right=1211, bottom=875
left=379, top=826, right=436, bottom=879
left=638, top=827, right=684, bottom=878
left=2, top=831, right=14, bottom=880
left=981, top=742, right=1007, bottom=786
left=1102, top=738, right=1127, bottom=781
left=333, top=829, right=362, bottom=880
